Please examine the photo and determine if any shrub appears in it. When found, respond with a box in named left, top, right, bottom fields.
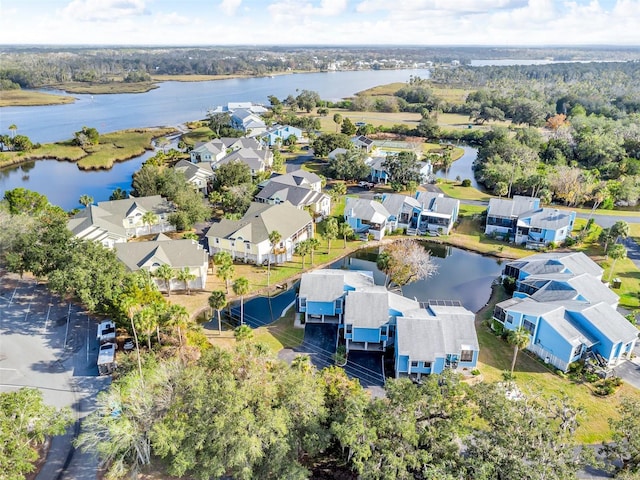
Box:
left=492, top=320, right=504, bottom=336
left=471, top=369, right=481, bottom=376
left=461, top=178, right=471, bottom=187
left=503, top=276, right=517, bottom=295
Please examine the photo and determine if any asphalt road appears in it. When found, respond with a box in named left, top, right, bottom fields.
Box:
left=0, top=273, right=109, bottom=480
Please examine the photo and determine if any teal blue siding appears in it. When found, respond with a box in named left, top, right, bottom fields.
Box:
left=353, top=327, right=382, bottom=344
left=306, top=301, right=336, bottom=316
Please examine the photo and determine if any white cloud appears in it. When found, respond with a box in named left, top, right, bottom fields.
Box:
left=155, top=12, right=191, bottom=26
left=269, top=0, right=348, bottom=23
left=60, top=0, right=150, bottom=22
left=220, top=0, right=242, bottom=15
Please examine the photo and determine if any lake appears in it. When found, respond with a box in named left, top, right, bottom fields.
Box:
left=433, top=145, right=479, bottom=188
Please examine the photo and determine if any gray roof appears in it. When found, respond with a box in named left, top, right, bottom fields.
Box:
left=216, top=148, right=272, bottom=171
left=517, top=208, right=573, bottom=230
left=568, top=302, right=639, bottom=344
left=345, top=197, right=390, bottom=224
left=68, top=195, right=173, bottom=239
left=344, top=289, right=390, bottom=328
left=192, top=139, right=226, bottom=156
left=269, top=169, right=322, bottom=187
left=174, top=159, right=214, bottom=181
left=542, top=308, right=597, bottom=348
left=114, top=239, right=208, bottom=271
left=509, top=252, right=603, bottom=278
left=255, top=182, right=328, bottom=208
left=220, top=137, right=262, bottom=150
left=415, top=192, right=459, bottom=216
left=382, top=193, right=421, bottom=216
left=351, top=135, right=374, bottom=146
left=487, top=195, right=538, bottom=218
left=525, top=273, right=618, bottom=306
left=206, top=201, right=312, bottom=244
left=298, top=269, right=375, bottom=302
left=397, top=305, right=478, bottom=361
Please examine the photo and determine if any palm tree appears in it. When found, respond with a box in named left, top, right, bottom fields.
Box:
left=232, top=277, right=250, bottom=326
left=141, top=211, right=158, bottom=235
left=8, top=124, right=17, bottom=139
left=339, top=222, right=354, bottom=248
left=307, top=238, right=320, bottom=265
left=176, top=267, right=196, bottom=295
left=135, top=306, right=157, bottom=350
left=508, top=327, right=531, bottom=374
left=79, top=194, right=94, bottom=207
left=208, top=290, right=227, bottom=335
left=121, top=294, right=144, bottom=384
left=165, top=304, right=189, bottom=347
left=291, top=354, right=312, bottom=372
left=295, top=240, right=311, bottom=270
left=267, top=230, right=282, bottom=287
left=234, top=324, right=253, bottom=342
left=213, top=251, right=234, bottom=294
left=154, top=264, right=175, bottom=296
left=109, top=187, right=128, bottom=201
left=441, top=147, right=453, bottom=178
left=607, top=244, right=627, bottom=283
left=611, top=220, right=630, bottom=244
left=324, top=217, right=339, bottom=251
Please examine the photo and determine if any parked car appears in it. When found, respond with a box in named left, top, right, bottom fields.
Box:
left=358, top=181, right=374, bottom=189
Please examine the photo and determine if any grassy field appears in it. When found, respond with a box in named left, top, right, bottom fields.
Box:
left=437, top=181, right=493, bottom=201
left=48, top=81, right=159, bottom=94
left=0, top=89, right=75, bottom=107
left=0, top=127, right=175, bottom=170
left=355, top=82, right=473, bottom=105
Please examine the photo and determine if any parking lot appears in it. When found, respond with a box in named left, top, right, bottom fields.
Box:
left=0, top=272, right=109, bottom=480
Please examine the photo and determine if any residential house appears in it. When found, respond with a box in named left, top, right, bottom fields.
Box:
left=255, top=170, right=330, bottom=219
left=174, top=159, right=214, bottom=194
left=344, top=197, right=391, bottom=240
left=230, top=108, right=267, bottom=136
left=485, top=196, right=575, bottom=247
left=262, top=125, right=303, bottom=147
left=209, top=102, right=268, bottom=115
left=351, top=135, right=375, bottom=153
left=206, top=201, right=313, bottom=265
left=220, top=137, right=263, bottom=152
left=190, top=139, right=227, bottom=164
left=115, top=235, right=209, bottom=291
left=366, top=154, right=433, bottom=185
left=68, top=195, right=175, bottom=248
left=381, top=192, right=459, bottom=235
left=395, top=303, right=479, bottom=379
left=485, top=195, right=539, bottom=239
left=494, top=252, right=638, bottom=372
left=298, top=269, right=375, bottom=323
left=328, top=147, right=349, bottom=160
left=414, top=192, right=460, bottom=235
left=215, top=148, right=273, bottom=175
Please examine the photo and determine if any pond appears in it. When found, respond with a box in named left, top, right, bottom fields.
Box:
left=236, top=243, right=503, bottom=328
left=432, top=145, right=479, bottom=188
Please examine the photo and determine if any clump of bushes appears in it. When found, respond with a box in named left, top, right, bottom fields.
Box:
left=461, top=179, right=472, bottom=187
left=594, top=377, right=622, bottom=396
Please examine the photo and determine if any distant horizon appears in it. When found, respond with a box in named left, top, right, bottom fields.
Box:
left=2, top=0, right=639, bottom=46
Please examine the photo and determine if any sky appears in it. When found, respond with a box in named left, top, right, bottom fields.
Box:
left=1, top=0, right=639, bottom=46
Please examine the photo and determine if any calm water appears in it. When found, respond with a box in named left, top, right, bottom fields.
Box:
left=334, top=243, right=502, bottom=313
left=235, top=243, right=501, bottom=327
left=1, top=69, right=431, bottom=144
left=1, top=69, right=432, bottom=209
left=433, top=145, right=478, bottom=188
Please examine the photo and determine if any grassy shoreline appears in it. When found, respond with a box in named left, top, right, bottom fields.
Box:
left=0, top=127, right=176, bottom=171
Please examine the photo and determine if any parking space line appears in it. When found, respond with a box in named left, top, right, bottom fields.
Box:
left=7, top=287, right=17, bottom=308
left=42, top=305, right=52, bottom=334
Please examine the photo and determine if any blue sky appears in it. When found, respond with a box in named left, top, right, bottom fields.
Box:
left=1, top=0, right=639, bottom=45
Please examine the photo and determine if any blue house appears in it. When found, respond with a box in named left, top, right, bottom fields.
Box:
left=262, top=125, right=303, bottom=147
left=343, top=288, right=392, bottom=352
left=495, top=252, right=638, bottom=372
left=298, top=270, right=374, bottom=323
left=395, top=304, right=479, bottom=379
left=344, top=197, right=390, bottom=240
left=485, top=196, right=575, bottom=247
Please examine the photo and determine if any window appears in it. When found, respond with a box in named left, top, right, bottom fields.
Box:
left=214, top=238, right=220, bottom=244
left=506, top=314, right=514, bottom=324
left=410, top=361, right=419, bottom=368
left=423, top=362, right=431, bottom=369
left=572, top=344, right=582, bottom=358
left=523, top=319, right=536, bottom=335
left=245, top=242, right=251, bottom=250
left=345, top=324, right=352, bottom=334
left=381, top=326, right=388, bottom=336
left=460, top=350, right=473, bottom=362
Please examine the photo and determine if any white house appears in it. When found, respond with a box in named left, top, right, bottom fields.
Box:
left=206, top=201, right=313, bottom=265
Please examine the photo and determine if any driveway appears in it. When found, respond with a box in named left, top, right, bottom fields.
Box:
left=286, top=152, right=315, bottom=172
left=344, top=351, right=385, bottom=392
left=0, top=273, right=109, bottom=480
left=278, top=323, right=338, bottom=370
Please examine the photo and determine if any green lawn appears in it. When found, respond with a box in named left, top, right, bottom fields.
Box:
left=477, top=285, right=640, bottom=444
left=253, top=308, right=304, bottom=352
left=438, top=181, right=493, bottom=202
